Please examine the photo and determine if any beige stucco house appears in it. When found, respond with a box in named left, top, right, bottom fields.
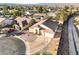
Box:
left=33, top=13, right=46, bottom=17
left=15, top=16, right=31, bottom=30
left=47, top=12, right=57, bottom=18
left=0, top=17, right=5, bottom=23
left=29, top=20, right=58, bottom=38
left=75, top=16, right=79, bottom=21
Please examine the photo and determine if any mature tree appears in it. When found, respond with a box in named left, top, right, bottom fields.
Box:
left=3, top=5, right=9, bottom=15
left=37, top=6, right=44, bottom=13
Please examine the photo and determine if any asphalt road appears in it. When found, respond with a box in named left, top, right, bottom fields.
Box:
left=68, top=16, right=79, bottom=55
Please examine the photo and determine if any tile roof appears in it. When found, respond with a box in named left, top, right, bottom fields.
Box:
left=43, top=29, right=54, bottom=33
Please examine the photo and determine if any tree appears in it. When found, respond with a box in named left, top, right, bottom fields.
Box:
left=64, top=6, right=69, bottom=12
left=3, top=5, right=9, bottom=15
left=55, top=11, right=67, bottom=22
left=60, top=11, right=68, bottom=21
left=37, top=6, right=44, bottom=13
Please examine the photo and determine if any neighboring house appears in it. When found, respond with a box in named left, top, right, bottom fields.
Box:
left=76, top=25, right=79, bottom=30
left=33, top=13, right=46, bottom=22
left=47, top=11, right=60, bottom=18
left=29, top=19, right=58, bottom=38
left=33, top=13, right=46, bottom=17
left=8, top=9, right=18, bottom=13
left=25, top=10, right=38, bottom=16
left=0, top=17, right=5, bottom=23
left=47, top=12, right=57, bottom=18
left=0, top=16, right=15, bottom=28
left=0, top=19, right=15, bottom=27
left=25, top=11, right=32, bottom=16
left=3, top=19, right=14, bottom=26
left=75, top=16, right=79, bottom=21
left=15, top=17, right=31, bottom=30
left=0, top=10, right=3, bottom=13
left=33, top=16, right=44, bottom=22
left=72, top=8, right=77, bottom=13
left=58, top=20, right=64, bottom=24
left=8, top=9, right=14, bottom=13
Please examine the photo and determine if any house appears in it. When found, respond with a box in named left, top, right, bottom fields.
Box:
left=33, top=16, right=44, bottom=22
left=33, top=13, right=46, bottom=22
left=72, top=8, right=78, bottom=13
left=75, top=16, right=79, bottom=21
left=29, top=20, right=46, bottom=34
left=0, top=17, right=5, bottom=23
left=25, top=11, right=31, bottom=15
left=58, top=20, right=64, bottom=24
left=0, top=10, right=3, bottom=13
left=33, top=13, right=46, bottom=16
left=47, top=12, right=57, bottom=18
left=29, top=19, right=58, bottom=38
left=15, top=17, right=31, bottom=30
left=76, top=25, right=79, bottom=30
left=0, top=19, right=15, bottom=28
left=25, top=10, right=38, bottom=16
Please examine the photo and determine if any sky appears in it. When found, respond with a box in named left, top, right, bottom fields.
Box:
left=0, top=0, right=79, bottom=4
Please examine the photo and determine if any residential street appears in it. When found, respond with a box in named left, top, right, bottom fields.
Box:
left=68, top=16, right=79, bottom=55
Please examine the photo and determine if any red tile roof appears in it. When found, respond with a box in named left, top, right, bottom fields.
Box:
left=43, top=29, right=54, bottom=33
